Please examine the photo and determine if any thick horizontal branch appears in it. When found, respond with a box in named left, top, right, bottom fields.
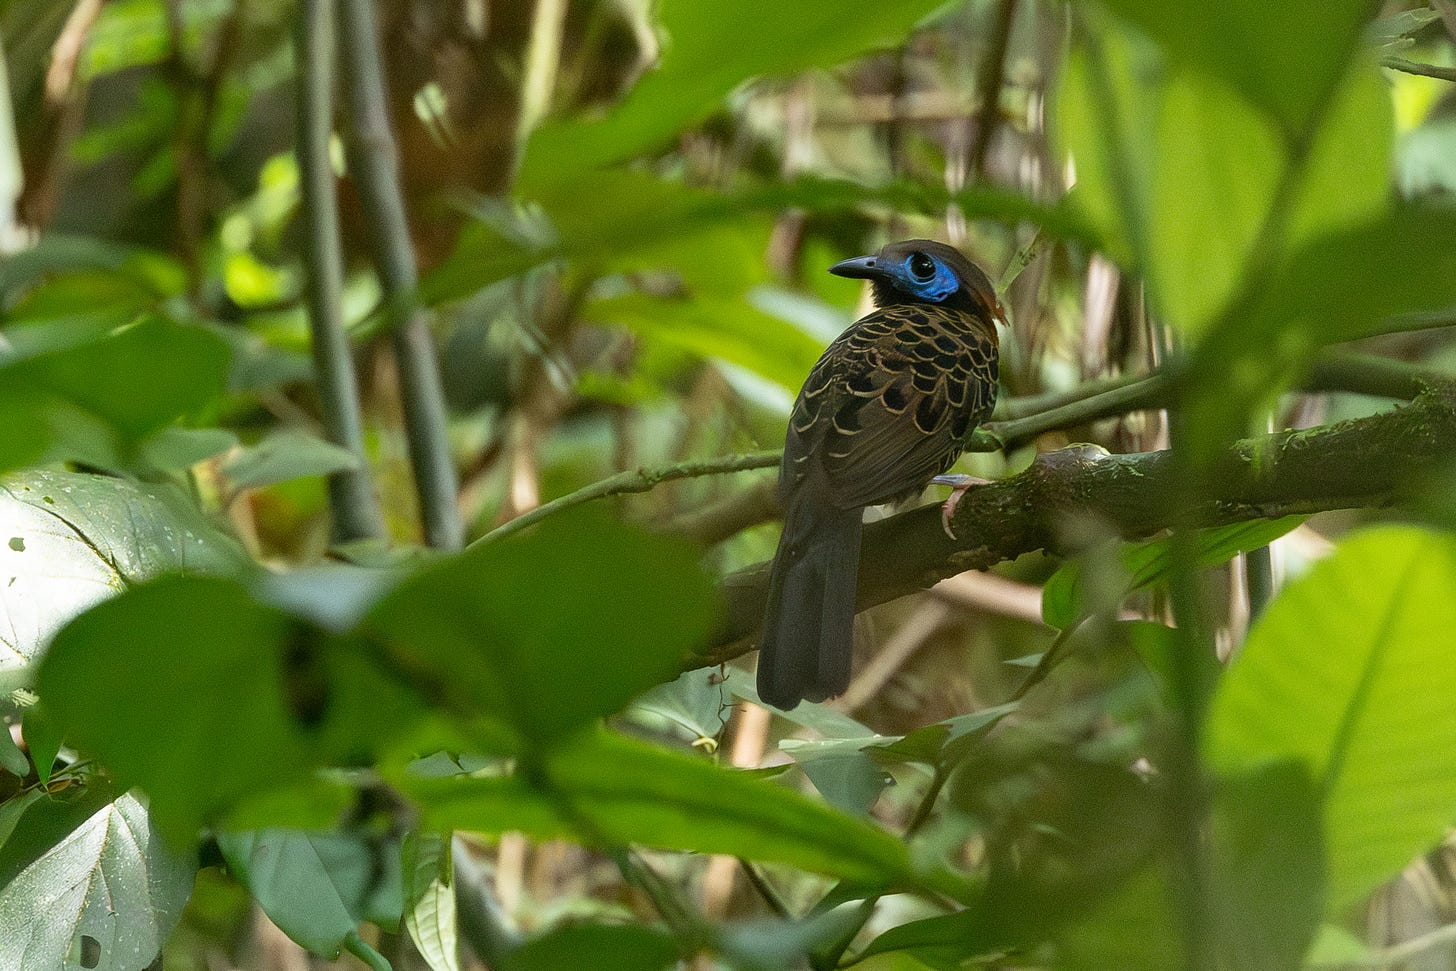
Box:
left=706, top=386, right=1456, bottom=663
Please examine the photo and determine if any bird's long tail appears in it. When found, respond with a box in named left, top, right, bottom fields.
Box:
left=756, top=493, right=862, bottom=710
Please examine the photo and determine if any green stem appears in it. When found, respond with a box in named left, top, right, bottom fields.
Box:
left=335, top=0, right=463, bottom=551
left=342, top=931, right=393, bottom=971
left=292, top=0, right=385, bottom=544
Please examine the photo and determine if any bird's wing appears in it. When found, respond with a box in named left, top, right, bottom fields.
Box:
left=784, top=304, right=997, bottom=509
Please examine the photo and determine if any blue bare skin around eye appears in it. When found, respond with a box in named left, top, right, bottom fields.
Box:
left=887, top=257, right=959, bottom=303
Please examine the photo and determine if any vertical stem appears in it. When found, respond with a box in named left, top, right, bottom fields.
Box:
left=967, top=0, right=1018, bottom=181
left=335, top=0, right=464, bottom=550
left=517, top=0, right=569, bottom=145
left=1163, top=410, right=1216, bottom=971
left=0, top=32, right=26, bottom=254
left=293, top=0, right=385, bottom=543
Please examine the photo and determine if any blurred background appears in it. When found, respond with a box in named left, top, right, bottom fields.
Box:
left=6, top=0, right=1456, bottom=968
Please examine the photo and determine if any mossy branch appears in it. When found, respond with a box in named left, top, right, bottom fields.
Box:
left=705, top=385, right=1456, bottom=663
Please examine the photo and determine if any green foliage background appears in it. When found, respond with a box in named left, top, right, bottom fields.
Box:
left=4, top=0, right=1456, bottom=969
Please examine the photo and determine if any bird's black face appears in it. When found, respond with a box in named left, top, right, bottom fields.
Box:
left=829, top=240, right=1003, bottom=322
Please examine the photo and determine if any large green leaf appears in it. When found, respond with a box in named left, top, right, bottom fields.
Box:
left=399, top=729, right=930, bottom=890
left=0, top=470, right=247, bottom=686
left=1058, top=19, right=1390, bottom=335
left=35, top=575, right=416, bottom=839
left=519, top=0, right=948, bottom=188
left=1205, top=526, right=1456, bottom=906
left=0, top=791, right=195, bottom=971
left=36, top=578, right=318, bottom=838
left=1093, top=0, right=1371, bottom=136
left=367, top=510, right=718, bottom=748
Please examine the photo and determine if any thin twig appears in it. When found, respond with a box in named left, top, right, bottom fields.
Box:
left=1380, top=55, right=1456, bottom=83
left=293, top=0, right=385, bottom=543
left=472, top=351, right=1449, bottom=546
left=336, top=0, right=464, bottom=550
left=472, top=452, right=782, bottom=546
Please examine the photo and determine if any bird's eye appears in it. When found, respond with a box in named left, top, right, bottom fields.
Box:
left=908, top=252, right=936, bottom=281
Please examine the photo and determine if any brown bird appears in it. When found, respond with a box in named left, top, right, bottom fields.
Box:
left=757, top=240, right=1005, bottom=710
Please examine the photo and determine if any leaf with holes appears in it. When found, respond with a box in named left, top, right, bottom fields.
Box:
left=0, top=791, right=195, bottom=971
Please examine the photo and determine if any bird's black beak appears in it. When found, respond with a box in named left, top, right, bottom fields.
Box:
left=828, top=255, right=880, bottom=280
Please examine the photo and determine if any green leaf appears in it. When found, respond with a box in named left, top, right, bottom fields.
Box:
left=1205, top=526, right=1456, bottom=906
left=0, top=723, right=27, bottom=776
left=1094, top=0, right=1371, bottom=135
left=1059, top=18, right=1391, bottom=336
left=1041, top=518, right=1304, bottom=630
left=1054, top=866, right=1182, bottom=971
left=590, top=291, right=825, bottom=392
left=367, top=510, right=718, bottom=748
left=400, top=729, right=929, bottom=890
left=218, top=828, right=401, bottom=958
left=1211, top=761, right=1325, bottom=971
left=0, top=792, right=196, bottom=971
left=505, top=923, right=678, bottom=971
left=37, top=578, right=316, bottom=838
left=519, top=0, right=950, bottom=188
left=402, top=831, right=460, bottom=971
left=0, top=315, right=232, bottom=472
left=138, top=426, right=238, bottom=472
left=0, top=790, right=44, bottom=849
left=222, top=429, right=361, bottom=491
left=35, top=576, right=416, bottom=839
left=0, top=470, right=246, bottom=687
left=858, top=910, right=1000, bottom=966
left=867, top=702, right=1019, bottom=767
left=20, top=703, right=63, bottom=786
left=627, top=667, right=731, bottom=746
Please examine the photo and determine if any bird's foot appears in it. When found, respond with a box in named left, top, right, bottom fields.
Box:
left=931, top=474, right=992, bottom=540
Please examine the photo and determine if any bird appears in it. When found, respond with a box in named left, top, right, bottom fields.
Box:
left=756, top=239, right=1005, bottom=711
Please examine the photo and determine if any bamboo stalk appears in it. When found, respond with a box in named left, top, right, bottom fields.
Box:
left=335, top=0, right=464, bottom=550
left=293, top=0, right=385, bottom=543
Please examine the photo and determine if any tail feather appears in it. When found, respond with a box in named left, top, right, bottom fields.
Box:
left=756, top=494, right=863, bottom=710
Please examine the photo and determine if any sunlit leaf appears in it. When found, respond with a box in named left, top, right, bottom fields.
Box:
left=1206, top=526, right=1456, bottom=906
left=0, top=791, right=195, bottom=971
left=1094, top=0, right=1371, bottom=135
left=402, top=831, right=460, bottom=971
left=0, top=470, right=246, bottom=686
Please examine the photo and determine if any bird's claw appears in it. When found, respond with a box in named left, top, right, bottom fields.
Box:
left=932, top=474, right=991, bottom=540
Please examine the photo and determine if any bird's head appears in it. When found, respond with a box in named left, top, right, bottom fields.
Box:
left=830, top=239, right=1006, bottom=330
